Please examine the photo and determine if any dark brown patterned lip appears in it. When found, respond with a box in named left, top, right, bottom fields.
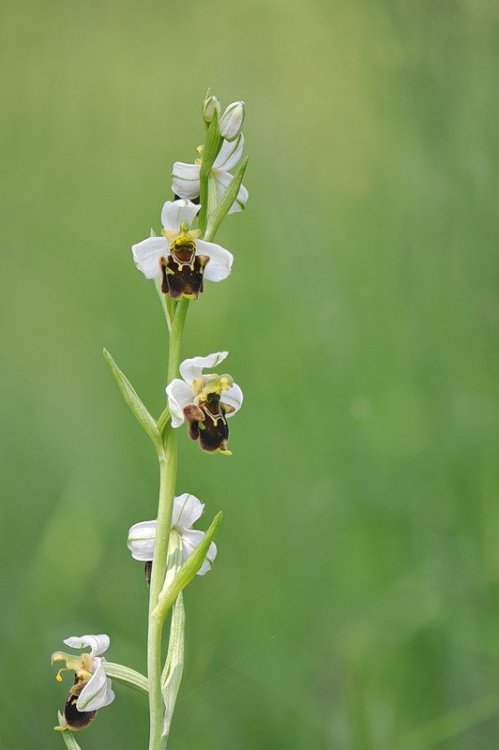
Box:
left=183, top=399, right=230, bottom=453
left=63, top=678, right=97, bottom=730
left=160, top=253, right=209, bottom=300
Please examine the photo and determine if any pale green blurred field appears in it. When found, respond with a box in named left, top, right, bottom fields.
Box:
left=1, top=0, right=499, bottom=748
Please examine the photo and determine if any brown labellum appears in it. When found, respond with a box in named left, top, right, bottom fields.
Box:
left=63, top=679, right=96, bottom=730
left=160, top=245, right=209, bottom=300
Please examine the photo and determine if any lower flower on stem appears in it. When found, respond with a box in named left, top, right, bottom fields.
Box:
left=51, top=634, right=115, bottom=731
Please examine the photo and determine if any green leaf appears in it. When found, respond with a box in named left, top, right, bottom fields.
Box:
left=161, top=593, right=185, bottom=743
left=153, top=512, right=223, bottom=621
left=161, top=533, right=185, bottom=742
left=103, top=662, right=149, bottom=696
left=103, top=349, right=162, bottom=450
left=204, top=156, right=249, bottom=242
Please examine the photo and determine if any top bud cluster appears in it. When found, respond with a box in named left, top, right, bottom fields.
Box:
left=203, top=96, right=245, bottom=141
left=131, top=94, right=248, bottom=302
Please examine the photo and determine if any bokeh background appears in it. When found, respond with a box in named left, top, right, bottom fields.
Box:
left=1, top=0, right=499, bottom=747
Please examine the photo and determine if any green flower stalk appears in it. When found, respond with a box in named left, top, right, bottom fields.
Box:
left=50, top=93, right=249, bottom=750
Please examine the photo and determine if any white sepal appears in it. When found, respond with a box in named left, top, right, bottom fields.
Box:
left=171, top=163, right=201, bottom=201
left=179, top=351, right=229, bottom=384
left=213, top=134, right=245, bottom=171
left=63, top=634, right=110, bottom=657
left=76, top=658, right=115, bottom=712
left=196, top=240, right=233, bottom=282
left=131, top=236, right=167, bottom=279
left=213, top=169, right=248, bottom=214
left=127, top=520, right=157, bottom=561
left=222, top=382, right=244, bottom=416
left=161, top=199, right=200, bottom=232
left=172, top=493, right=205, bottom=529
left=165, top=379, right=194, bottom=427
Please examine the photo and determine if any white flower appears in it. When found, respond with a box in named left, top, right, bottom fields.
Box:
left=219, top=101, right=245, bottom=141
left=131, top=199, right=233, bottom=299
left=166, top=351, right=243, bottom=454
left=127, top=494, right=217, bottom=576
left=51, top=634, right=115, bottom=730
left=172, top=135, right=248, bottom=215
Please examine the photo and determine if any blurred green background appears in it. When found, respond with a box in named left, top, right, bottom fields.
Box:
left=1, top=0, right=499, bottom=747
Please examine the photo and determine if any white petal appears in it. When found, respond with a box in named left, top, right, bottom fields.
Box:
left=213, top=169, right=248, bottom=214
left=179, top=352, right=229, bottom=384
left=63, top=634, right=110, bottom=657
left=222, top=383, right=243, bottom=416
left=166, top=379, right=194, bottom=427
left=213, top=134, right=244, bottom=172
left=131, top=236, right=167, bottom=280
left=127, top=520, right=157, bottom=561
left=76, top=659, right=115, bottom=712
left=171, top=162, right=201, bottom=201
left=181, top=529, right=217, bottom=576
left=196, top=239, right=233, bottom=283
left=161, top=199, right=200, bottom=232
left=172, top=493, right=204, bottom=530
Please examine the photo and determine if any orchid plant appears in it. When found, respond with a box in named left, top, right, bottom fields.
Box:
left=50, top=93, right=248, bottom=750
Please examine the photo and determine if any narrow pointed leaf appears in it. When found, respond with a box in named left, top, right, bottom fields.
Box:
left=204, top=157, right=249, bottom=242
left=161, top=593, right=185, bottom=742
left=103, top=349, right=161, bottom=450
left=153, top=512, right=223, bottom=621
left=161, top=533, right=185, bottom=742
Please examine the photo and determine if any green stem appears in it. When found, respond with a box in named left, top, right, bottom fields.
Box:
left=198, top=113, right=222, bottom=235
left=147, top=299, right=189, bottom=750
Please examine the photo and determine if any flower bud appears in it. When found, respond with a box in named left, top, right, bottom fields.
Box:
left=219, top=101, right=245, bottom=141
left=202, top=95, right=221, bottom=124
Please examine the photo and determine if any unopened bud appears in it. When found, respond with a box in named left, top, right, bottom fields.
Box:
left=219, top=101, right=245, bottom=141
left=202, top=95, right=221, bottom=124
